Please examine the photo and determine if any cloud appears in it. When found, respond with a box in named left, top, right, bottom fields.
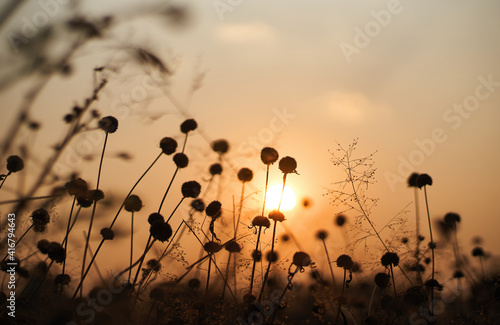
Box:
left=215, top=22, right=275, bottom=43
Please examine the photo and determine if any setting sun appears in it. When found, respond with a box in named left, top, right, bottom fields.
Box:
left=265, top=184, right=297, bottom=211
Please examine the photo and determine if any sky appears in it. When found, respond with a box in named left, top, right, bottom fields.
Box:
left=1, top=0, right=500, bottom=278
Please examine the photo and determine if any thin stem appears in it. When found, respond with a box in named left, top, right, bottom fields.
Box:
left=258, top=220, right=277, bottom=302
left=0, top=171, right=10, bottom=190
left=166, top=197, right=185, bottom=223
left=158, top=167, right=179, bottom=214
left=423, top=185, right=435, bottom=317
left=321, top=239, right=337, bottom=290
left=261, top=164, right=270, bottom=216
left=249, top=226, right=263, bottom=295
left=62, top=197, right=77, bottom=276
left=414, top=187, right=422, bottom=284
left=132, top=235, right=154, bottom=287
left=128, top=211, right=134, bottom=283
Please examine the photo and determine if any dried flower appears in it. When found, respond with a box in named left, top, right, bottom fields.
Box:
left=424, top=279, right=443, bottom=291
left=316, top=230, right=328, bottom=240
left=292, top=251, right=311, bottom=268
left=100, top=227, right=114, bottom=240
left=266, top=251, right=279, bottom=263
left=335, top=214, right=346, bottom=227
left=188, top=278, right=201, bottom=289
left=444, top=212, right=461, bottom=227
left=6, top=155, right=24, bottom=173
left=374, top=272, right=390, bottom=288
left=261, top=147, right=279, bottom=165
left=205, top=201, right=222, bottom=218
left=181, top=181, right=201, bottom=198
left=37, top=239, right=50, bottom=254
left=416, top=173, right=432, bottom=188
left=453, top=270, right=464, bottom=279
left=98, top=116, right=118, bottom=133
left=252, top=250, right=262, bottom=262
left=472, top=246, right=485, bottom=257
left=407, top=173, right=419, bottom=187
left=148, top=213, right=164, bottom=225
left=279, top=156, right=297, bottom=174
left=147, top=259, right=162, bottom=272
left=180, top=119, right=197, bottom=134
left=269, top=210, right=285, bottom=222
left=160, top=137, right=177, bottom=155
left=149, top=287, right=164, bottom=300
left=191, top=198, right=205, bottom=212
left=225, top=240, right=241, bottom=253
left=65, top=178, right=88, bottom=197
left=336, top=254, right=353, bottom=270
left=55, top=274, right=71, bottom=285
left=47, top=242, right=65, bottom=263
left=237, top=167, right=253, bottom=182
left=90, top=189, right=105, bottom=201
left=204, top=241, right=222, bottom=254
left=31, top=208, right=50, bottom=227
left=150, top=222, right=172, bottom=242
left=173, top=153, right=189, bottom=168
left=209, top=163, right=222, bottom=175
left=252, top=216, right=270, bottom=228
left=211, top=139, right=229, bottom=154
left=381, top=252, right=400, bottom=267
left=124, top=194, right=142, bottom=212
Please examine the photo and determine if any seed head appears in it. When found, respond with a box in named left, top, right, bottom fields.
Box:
left=336, top=254, right=353, bottom=270
left=335, top=215, right=346, bottom=227
left=206, top=200, right=222, bottom=218
left=37, top=239, right=50, bottom=254
left=180, top=119, right=197, bottom=134
left=173, top=153, right=189, bottom=168
left=416, top=173, right=432, bottom=188
left=269, top=210, right=285, bottom=222
left=150, top=222, right=172, bottom=242
left=261, top=147, right=279, bottom=165
left=407, top=173, right=419, bottom=187
left=98, top=116, right=118, bottom=133
left=444, top=212, right=461, bottom=227
left=266, top=251, right=279, bottom=263
left=252, top=249, right=262, bottom=262
left=191, top=198, right=205, bottom=212
left=374, top=272, right=390, bottom=288
left=77, top=195, right=93, bottom=208
left=472, top=246, right=485, bottom=257
left=55, top=274, right=71, bottom=285
left=147, top=259, right=162, bottom=272
left=237, top=167, right=253, bottom=182
left=181, top=181, right=201, bottom=198
left=252, top=216, right=270, bottom=228
left=211, top=139, right=229, bottom=154
left=203, top=241, right=222, bottom=254
left=160, top=137, right=177, bottom=155
left=30, top=208, right=50, bottom=227
left=225, top=240, right=241, bottom=253
left=6, top=155, right=24, bottom=173
left=90, top=189, right=104, bottom=201
left=65, top=178, right=88, bottom=197
left=316, top=230, right=328, bottom=240
left=292, top=251, right=311, bottom=268
left=124, top=194, right=142, bottom=212
left=278, top=156, right=297, bottom=174
left=148, top=213, right=164, bottom=225
left=47, top=242, right=65, bottom=263
left=209, top=163, right=222, bottom=175
left=381, top=252, right=400, bottom=267
left=100, top=227, right=114, bottom=240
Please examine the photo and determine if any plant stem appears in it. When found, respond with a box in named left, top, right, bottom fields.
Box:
left=128, top=211, right=134, bottom=283
left=423, top=185, right=435, bottom=317
left=322, top=239, right=337, bottom=290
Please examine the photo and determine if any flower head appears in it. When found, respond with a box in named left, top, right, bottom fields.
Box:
left=98, top=116, right=118, bottom=133
left=47, top=242, right=65, bottom=263
left=205, top=200, right=222, bottom=218
left=335, top=214, right=346, bottom=227
left=173, top=153, right=189, bottom=168
left=6, top=155, right=24, bottom=173
left=31, top=208, right=50, bottom=232
left=100, top=227, right=114, bottom=240
left=292, top=251, right=311, bottom=268
left=150, top=222, right=172, bottom=242
left=268, top=210, right=285, bottom=222
left=252, top=249, right=262, bottom=262
left=472, top=246, right=485, bottom=257
left=191, top=198, right=205, bottom=212
left=203, top=241, right=222, bottom=254
left=416, top=173, right=432, bottom=188
left=374, top=272, right=390, bottom=288
left=381, top=252, right=400, bottom=267
left=181, top=181, right=201, bottom=198
left=209, top=163, right=222, bottom=175
left=261, top=147, right=279, bottom=165
left=316, top=230, right=328, bottom=240
left=65, top=178, right=88, bottom=197
left=278, top=156, right=297, bottom=174
left=444, top=212, right=461, bottom=227
left=237, top=167, right=253, bottom=182
left=160, top=137, right=177, bottom=155
left=336, top=254, right=353, bottom=270
left=148, top=213, right=164, bottom=225
left=266, top=251, right=279, bottom=263
left=225, top=240, right=241, bottom=253
left=55, top=274, right=71, bottom=285
left=211, top=139, right=229, bottom=154
left=407, top=173, right=419, bottom=187
left=180, top=119, right=197, bottom=134
left=252, top=216, right=270, bottom=228
left=124, top=194, right=142, bottom=212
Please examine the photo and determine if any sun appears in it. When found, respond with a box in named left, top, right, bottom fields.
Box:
left=265, top=184, right=297, bottom=211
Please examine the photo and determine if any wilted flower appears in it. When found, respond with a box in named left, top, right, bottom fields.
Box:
left=374, top=272, right=390, bottom=288
left=205, top=201, right=222, bottom=218
left=160, top=137, right=177, bottom=155
left=407, top=173, right=419, bottom=187
left=261, top=147, right=279, bottom=165
left=6, top=155, right=24, bottom=173
left=89, top=189, right=104, bottom=201
left=278, top=156, right=297, bottom=174
left=173, top=153, right=189, bottom=168
left=124, top=194, right=142, bottom=212
left=98, top=116, right=118, bottom=133
left=180, top=119, right=197, bottom=134
left=211, top=139, right=229, bottom=154
left=336, top=254, right=353, bottom=270
left=381, top=252, right=400, bottom=267
left=416, top=173, right=432, bottom=188
left=269, top=210, right=285, bottom=222
left=209, top=163, right=222, bottom=175
left=237, top=168, right=253, bottom=182
left=150, top=222, right=172, bottom=242
left=252, top=216, right=270, bottom=228
left=181, top=181, right=201, bottom=198
left=100, top=227, right=114, bottom=240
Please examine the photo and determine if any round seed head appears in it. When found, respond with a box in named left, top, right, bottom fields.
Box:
left=381, top=252, right=400, bottom=267
left=292, top=251, right=311, bottom=267
left=98, top=116, right=118, bottom=133
left=374, top=272, right=390, bottom=288
left=444, top=212, right=461, bottom=227
left=335, top=215, right=346, bottom=227
left=55, top=274, right=71, bottom=285
left=150, top=222, right=172, bottom=242
left=252, top=216, right=270, bottom=228
left=211, top=139, right=229, bottom=154
left=90, top=189, right=104, bottom=201
left=148, top=213, right=164, bottom=225
left=407, top=173, right=419, bottom=187
left=269, top=210, right=285, bottom=222
left=278, top=156, right=297, bottom=174
left=47, top=242, right=65, bottom=263
left=316, top=230, right=328, bottom=240
left=173, top=153, right=189, bottom=168
left=209, top=163, right=222, bottom=175
left=180, top=119, right=197, bottom=134
left=147, top=259, right=162, bottom=272
left=416, top=173, right=432, bottom=188
left=203, top=241, right=222, bottom=254
left=260, top=147, right=279, bottom=165
left=281, top=234, right=290, bottom=242
left=190, top=198, right=205, bottom=212
left=252, top=249, right=262, bottom=262
left=401, top=237, right=409, bottom=244
left=6, top=155, right=24, bottom=173
left=472, top=246, right=485, bottom=257
left=336, top=254, right=353, bottom=270
left=237, top=167, right=253, bottom=182
left=100, top=227, right=114, bottom=240
left=160, top=137, right=178, bottom=155
left=37, top=239, right=50, bottom=254
left=225, top=240, right=241, bottom=253
left=181, top=181, right=201, bottom=198
left=31, top=208, right=50, bottom=227
left=266, top=251, right=279, bottom=263
left=205, top=200, right=222, bottom=218
left=77, top=195, right=93, bottom=208
left=124, top=194, right=142, bottom=212
left=65, top=178, right=88, bottom=197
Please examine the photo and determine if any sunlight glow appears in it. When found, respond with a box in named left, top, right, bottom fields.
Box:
left=265, top=184, right=296, bottom=211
